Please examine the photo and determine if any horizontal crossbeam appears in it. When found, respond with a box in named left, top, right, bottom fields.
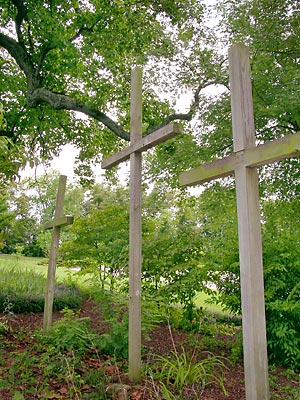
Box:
left=101, top=122, right=182, bottom=169
left=179, top=132, right=300, bottom=187
left=44, top=215, right=74, bottom=230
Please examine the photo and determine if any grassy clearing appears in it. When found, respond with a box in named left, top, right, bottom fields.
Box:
left=0, top=254, right=72, bottom=281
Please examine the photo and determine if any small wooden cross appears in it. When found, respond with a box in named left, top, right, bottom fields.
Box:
left=43, top=175, right=74, bottom=333
left=180, top=44, right=300, bottom=400
left=102, top=68, right=182, bottom=383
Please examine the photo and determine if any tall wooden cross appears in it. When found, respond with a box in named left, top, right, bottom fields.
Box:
left=180, top=43, right=300, bottom=400
left=43, top=175, right=74, bottom=333
left=102, top=67, right=182, bottom=383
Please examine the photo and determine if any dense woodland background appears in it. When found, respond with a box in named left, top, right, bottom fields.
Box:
left=1, top=0, right=300, bottom=372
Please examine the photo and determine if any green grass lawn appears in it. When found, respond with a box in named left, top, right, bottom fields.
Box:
left=0, top=253, right=71, bottom=281
left=194, top=291, right=225, bottom=314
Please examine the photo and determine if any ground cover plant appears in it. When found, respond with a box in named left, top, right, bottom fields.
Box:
left=0, top=255, right=299, bottom=400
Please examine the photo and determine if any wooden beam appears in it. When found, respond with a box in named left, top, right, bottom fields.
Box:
left=245, top=132, right=300, bottom=167
left=229, top=43, right=269, bottom=400
left=43, top=215, right=74, bottom=230
left=43, top=175, right=74, bottom=333
left=179, top=152, right=237, bottom=186
left=101, top=122, right=182, bottom=169
left=179, top=132, right=300, bottom=187
left=128, top=67, right=143, bottom=383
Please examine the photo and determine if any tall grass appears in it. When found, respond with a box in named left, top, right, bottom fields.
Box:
left=0, top=266, right=46, bottom=296
left=0, top=255, right=83, bottom=313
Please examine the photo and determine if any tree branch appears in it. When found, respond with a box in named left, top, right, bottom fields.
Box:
left=10, top=0, right=28, bottom=47
left=70, top=17, right=103, bottom=43
left=0, top=28, right=226, bottom=144
left=0, top=32, right=36, bottom=83
left=28, top=88, right=130, bottom=141
left=0, top=31, right=130, bottom=141
left=144, top=79, right=222, bottom=136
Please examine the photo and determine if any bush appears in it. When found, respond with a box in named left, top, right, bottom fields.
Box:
left=96, top=311, right=129, bottom=359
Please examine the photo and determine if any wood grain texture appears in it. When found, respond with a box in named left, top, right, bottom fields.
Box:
left=43, top=175, right=73, bottom=333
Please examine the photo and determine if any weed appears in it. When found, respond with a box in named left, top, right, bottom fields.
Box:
left=151, top=323, right=229, bottom=399
left=64, top=352, right=83, bottom=399
left=37, top=309, right=98, bottom=355
left=97, top=311, right=129, bottom=359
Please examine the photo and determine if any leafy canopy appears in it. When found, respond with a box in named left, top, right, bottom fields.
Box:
left=0, top=0, right=225, bottom=180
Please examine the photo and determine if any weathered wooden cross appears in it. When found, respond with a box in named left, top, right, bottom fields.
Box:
left=101, top=67, right=182, bottom=382
left=43, top=175, right=74, bottom=333
left=180, top=43, right=300, bottom=400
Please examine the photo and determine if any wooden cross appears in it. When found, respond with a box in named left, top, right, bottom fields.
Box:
left=180, top=44, right=300, bottom=400
left=102, top=68, right=182, bottom=383
left=43, top=175, right=74, bottom=333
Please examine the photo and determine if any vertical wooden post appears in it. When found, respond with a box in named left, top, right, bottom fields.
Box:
left=101, top=71, right=181, bottom=383
left=128, top=67, right=142, bottom=383
left=43, top=175, right=67, bottom=333
left=229, top=44, right=269, bottom=400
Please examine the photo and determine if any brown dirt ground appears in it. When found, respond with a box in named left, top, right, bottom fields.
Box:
left=0, top=298, right=298, bottom=399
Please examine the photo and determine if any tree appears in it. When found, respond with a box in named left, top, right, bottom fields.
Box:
left=0, top=187, right=14, bottom=250
left=204, top=0, right=300, bottom=196
left=0, top=0, right=225, bottom=181
left=61, top=184, right=130, bottom=290
left=142, top=185, right=204, bottom=305
left=3, top=179, right=43, bottom=255
left=144, top=0, right=300, bottom=192
left=0, top=171, right=86, bottom=256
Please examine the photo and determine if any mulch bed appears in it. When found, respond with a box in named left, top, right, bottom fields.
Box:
left=0, top=298, right=298, bottom=399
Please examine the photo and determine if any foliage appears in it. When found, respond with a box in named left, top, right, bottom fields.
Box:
left=0, top=171, right=86, bottom=256
left=0, top=253, right=299, bottom=398
left=0, top=0, right=220, bottom=181
left=155, top=350, right=228, bottom=398
left=262, top=199, right=300, bottom=370
left=142, top=188, right=204, bottom=306
left=38, top=309, right=97, bottom=355
left=61, top=185, right=129, bottom=291
left=97, top=311, right=129, bottom=359
left=212, top=0, right=300, bottom=197
left=2, top=179, right=46, bottom=256
left=88, top=289, right=129, bottom=359
left=0, top=187, right=14, bottom=250
left=62, top=183, right=205, bottom=303
left=198, top=185, right=300, bottom=370
left=1, top=313, right=108, bottom=399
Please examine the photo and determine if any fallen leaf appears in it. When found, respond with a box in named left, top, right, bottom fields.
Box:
left=130, top=389, right=143, bottom=400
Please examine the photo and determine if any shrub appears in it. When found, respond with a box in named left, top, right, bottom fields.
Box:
left=200, top=192, right=300, bottom=370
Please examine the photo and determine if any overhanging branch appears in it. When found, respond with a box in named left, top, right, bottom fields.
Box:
left=29, top=88, right=130, bottom=141
left=144, top=79, right=222, bottom=136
